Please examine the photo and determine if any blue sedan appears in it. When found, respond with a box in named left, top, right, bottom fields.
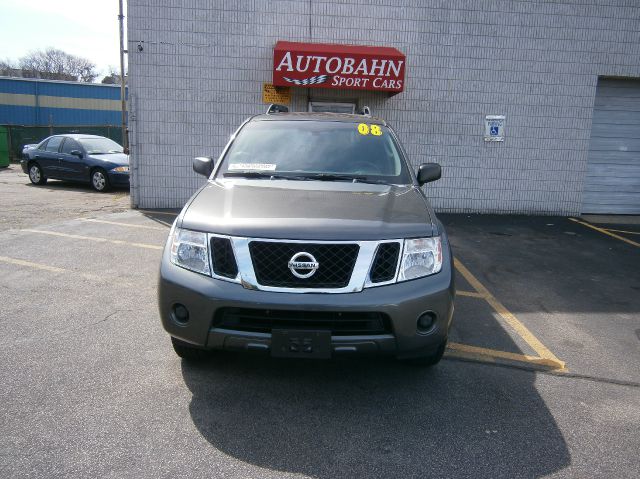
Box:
left=21, top=134, right=129, bottom=192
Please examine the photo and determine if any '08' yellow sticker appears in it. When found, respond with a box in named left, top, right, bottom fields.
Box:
left=357, top=123, right=383, bottom=136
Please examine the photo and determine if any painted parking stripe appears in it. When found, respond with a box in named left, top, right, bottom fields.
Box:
left=0, top=255, right=67, bottom=273
left=21, top=229, right=163, bottom=250
left=0, top=255, right=102, bottom=281
left=602, top=228, right=640, bottom=236
left=447, top=342, right=565, bottom=369
left=454, top=258, right=566, bottom=370
left=569, top=218, right=640, bottom=248
left=445, top=348, right=495, bottom=364
left=456, top=290, right=485, bottom=298
left=79, top=218, right=168, bottom=231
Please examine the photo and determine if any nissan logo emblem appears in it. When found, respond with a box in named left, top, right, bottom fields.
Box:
left=288, top=252, right=319, bottom=279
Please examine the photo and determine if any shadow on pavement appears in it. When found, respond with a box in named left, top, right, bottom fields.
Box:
left=24, top=179, right=129, bottom=194
left=181, top=355, right=569, bottom=478
left=173, top=213, right=578, bottom=477
left=441, top=214, right=640, bottom=317
left=140, top=209, right=179, bottom=228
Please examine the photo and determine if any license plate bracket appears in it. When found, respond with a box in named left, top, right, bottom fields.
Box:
left=271, top=330, right=332, bottom=359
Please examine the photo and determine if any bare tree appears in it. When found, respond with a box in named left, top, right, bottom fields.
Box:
left=18, top=48, right=97, bottom=82
left=101, top=66, right=126, bottom=85
left=0, top=58, right=18, bottom=77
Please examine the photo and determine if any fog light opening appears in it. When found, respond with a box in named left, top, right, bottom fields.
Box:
left=172, top=303, right=190, bottom=324
left=417, top=311, right=437, bottom=334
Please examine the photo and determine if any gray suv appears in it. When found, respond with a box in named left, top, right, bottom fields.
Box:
left=158, top=108, right=455, bottom=366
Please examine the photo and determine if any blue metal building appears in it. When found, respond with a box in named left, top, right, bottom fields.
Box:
left=0, top=77, right=126, bottom=126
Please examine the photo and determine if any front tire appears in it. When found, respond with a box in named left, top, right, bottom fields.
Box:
left=171, top=337, right=211, bottom=361
left=28, top=163, right=47, bottom=185
left=91, top=168, right=111, bottom=192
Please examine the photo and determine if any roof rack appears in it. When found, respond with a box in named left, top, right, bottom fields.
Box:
left=360, top=106, right=371, bottom=117
left=266, top=104, right=289, bottom=114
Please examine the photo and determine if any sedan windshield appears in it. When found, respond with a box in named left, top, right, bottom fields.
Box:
left=79, top=137, right=124, bottom=154
left=218, top=120, right=412, bottom=183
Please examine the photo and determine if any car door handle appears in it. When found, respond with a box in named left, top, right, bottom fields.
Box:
left=34, top=155, right=40, bottom=158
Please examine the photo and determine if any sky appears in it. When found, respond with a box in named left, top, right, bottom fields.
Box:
left=0, top=0, right=127, bottom=81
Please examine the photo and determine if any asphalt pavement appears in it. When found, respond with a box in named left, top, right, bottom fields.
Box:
left=0, top=165, right=639, bottom=478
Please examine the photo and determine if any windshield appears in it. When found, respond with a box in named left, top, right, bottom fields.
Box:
left=218, top=120, right=412, bottom=183
left=79, top=137, right=123, bottom=154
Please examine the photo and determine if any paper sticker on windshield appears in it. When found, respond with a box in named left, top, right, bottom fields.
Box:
left=357, top=123, right=382, bottom=136
left=228, top=163, right=276, bottom=171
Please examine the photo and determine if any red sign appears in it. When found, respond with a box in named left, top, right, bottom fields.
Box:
left=273, top=41, right=406, bottom=93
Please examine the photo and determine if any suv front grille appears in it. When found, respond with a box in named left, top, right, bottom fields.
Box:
left=369, top=242, right=401, bottom=283
left=210, top=237, right=238, bottom=278
left=214, top=308, right=392, bottom=335
left=248, top=241, right=359, bottom=288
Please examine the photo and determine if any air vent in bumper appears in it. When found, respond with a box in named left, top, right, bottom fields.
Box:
left=214, top=308, right=393, bottom=336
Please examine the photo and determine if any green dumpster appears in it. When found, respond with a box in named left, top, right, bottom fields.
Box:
left=0, top=126, right=9, bottom=167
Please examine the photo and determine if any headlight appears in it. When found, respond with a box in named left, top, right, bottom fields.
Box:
left=398, top=236, right=443, bottom=281
left=111, top=166, right=129, bottom=172
left=170, top=227, right=211, bottom=275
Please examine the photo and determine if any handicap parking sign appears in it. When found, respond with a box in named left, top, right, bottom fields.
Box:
left=485, top=115, right=505, bottom=142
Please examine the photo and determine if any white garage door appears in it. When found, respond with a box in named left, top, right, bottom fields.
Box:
left=582, top=78, right=640, bottom=214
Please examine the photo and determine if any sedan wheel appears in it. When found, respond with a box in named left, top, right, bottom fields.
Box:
left=28, top=163, right=47, bottom=185
left=91, top=169, right=111, bottom=192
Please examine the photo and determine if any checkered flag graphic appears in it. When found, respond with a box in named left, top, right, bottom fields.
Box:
left=283, top=75, right=330, bottom=86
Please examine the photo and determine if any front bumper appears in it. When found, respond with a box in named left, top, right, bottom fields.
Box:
left=107, top=171, right=130, bottom=187
left=20, top=160, right=29, bottom=174
left=158, top=237, right=455, bottom=359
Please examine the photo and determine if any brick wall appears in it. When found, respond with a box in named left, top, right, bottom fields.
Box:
left=127, top=0, right=640, bottom=214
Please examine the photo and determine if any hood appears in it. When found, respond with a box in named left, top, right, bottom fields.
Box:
left=180, top=179, right=436, bottom=240
left=89, top=152, right=129, bottom=166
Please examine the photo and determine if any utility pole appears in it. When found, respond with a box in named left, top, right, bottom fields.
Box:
left=118, top=0, right=128, bottom=153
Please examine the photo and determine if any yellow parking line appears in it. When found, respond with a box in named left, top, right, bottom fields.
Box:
left=445, top=348, right=495, bottom=364
left=79, top=218, right=168, bottom=231
left=603, top=228, right=640, bottom=236
left=569, top=218, right=640, bottom=248
left=0, top=255, right=102, bottom=281
left=454, top=258, right=566, bottom=370
left=456, top=290, right=485, bottom=298
left=448, top=342, right=566, bottom=370
left=22, top=229, right=163, bottom=250
left=0, top=255, right=67, bottom=274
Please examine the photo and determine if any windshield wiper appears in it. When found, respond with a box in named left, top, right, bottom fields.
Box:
left=298, top=173, right=390, bottom=185
left=222, top=171, right=390, bottom=184
left=222, top=171, right=310, bottom=181
left=351, top=177, right=392, bottom=185
left=299, top=173, right=364, bottom=182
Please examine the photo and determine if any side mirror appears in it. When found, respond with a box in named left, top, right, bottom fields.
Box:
left=193, top=156, right=214, bottom=177
left=70, top=150, right=83, bottom=158
left=416, top=163, right=441, bottom=186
